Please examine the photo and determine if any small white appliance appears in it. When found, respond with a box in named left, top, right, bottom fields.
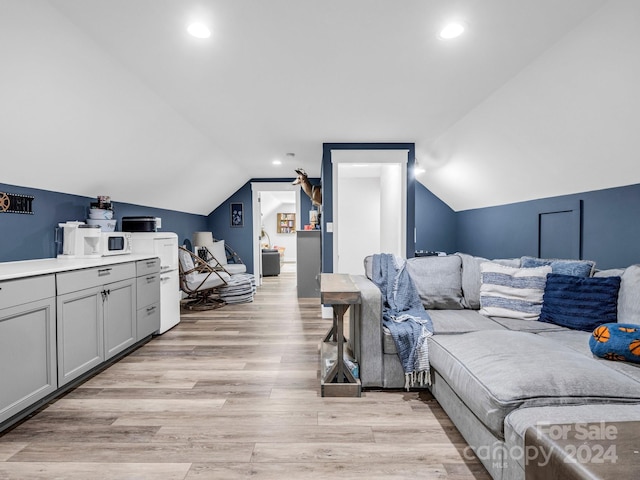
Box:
left=130, top=232, right=180, bottom=333
left=100, top=232, right=132, bottom=256
left=57, top=222, right=102, bottom=258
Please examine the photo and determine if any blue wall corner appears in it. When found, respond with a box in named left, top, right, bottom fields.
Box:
left=206, top=178, right=318, bottom=274
left=415, top=182, right=457, bottom=253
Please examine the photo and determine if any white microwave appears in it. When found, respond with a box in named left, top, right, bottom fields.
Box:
left=100, top=232, right=132, bottom=256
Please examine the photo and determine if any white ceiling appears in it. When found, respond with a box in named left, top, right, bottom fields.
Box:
left=4, top=0, right=636, bottom=215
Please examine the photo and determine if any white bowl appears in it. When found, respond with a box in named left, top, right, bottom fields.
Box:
left=89, top=210, right=113, bottom=219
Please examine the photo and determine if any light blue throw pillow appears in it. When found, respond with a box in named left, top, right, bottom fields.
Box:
left=521, top=256, right=595, bottom=277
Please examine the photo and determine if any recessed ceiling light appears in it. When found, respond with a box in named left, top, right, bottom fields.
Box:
left=272, top=159, right=282, bottom=166
left=187, top=23, right=211, bottom=39
left=439, top=22, right=466, bottom=40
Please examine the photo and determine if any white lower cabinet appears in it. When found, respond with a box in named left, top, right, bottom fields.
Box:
left=0, top=275, right=57, bottom=424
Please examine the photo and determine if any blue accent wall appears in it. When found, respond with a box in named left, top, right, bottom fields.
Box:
left=206, top=178, right=318, bottom=274
left=5, top=178, right=639, bottom=272
left=0, top=182, right=207, bottom=263
left=415, top=182, right=457, bottom=253
left=456, top=183, right=640, bottom=269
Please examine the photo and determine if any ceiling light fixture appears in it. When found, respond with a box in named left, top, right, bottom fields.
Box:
left=272, top=159, right=282, bottom=166
left=438, top=22, right=466, bottom=40
left=187, top=23, right=211, bottom=39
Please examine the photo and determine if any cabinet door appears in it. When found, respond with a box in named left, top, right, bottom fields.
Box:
left=0, top=297, right=57, bottom=424
left=104, top=278, right=136, bottom=360
left=57, top=287, right=104, bottom=386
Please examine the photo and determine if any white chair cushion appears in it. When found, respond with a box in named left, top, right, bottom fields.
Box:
left=185, top=271, right=231, bottom=291
left=224, top=263, right=247, bottom=275
left=179, top=249, right=197, bottom=283
left=209, top=240, right=227, bottom=265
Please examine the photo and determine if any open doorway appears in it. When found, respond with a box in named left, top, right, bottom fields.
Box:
left=332, top=149, right=407, bottom=275
left=261, top=190, right=297, bottom=272
left=251, top=182, right=301, bottom=285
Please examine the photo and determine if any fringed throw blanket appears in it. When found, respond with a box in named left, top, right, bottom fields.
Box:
left=371, top=253, right=433, bottom=389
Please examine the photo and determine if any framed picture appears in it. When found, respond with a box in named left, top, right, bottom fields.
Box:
left=230, top=202, right=244, bottom=227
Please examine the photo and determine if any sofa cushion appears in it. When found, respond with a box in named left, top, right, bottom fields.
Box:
left=457, top=253, right=521, bottom=310
left=489, top=316, right=568, bottom=333
left=479, top=263, right=551, bottom=321
left=429, top=309, right=506, bottom=335
left=538, top=330, right=640, bottom=384
left=590, top=323, right=640, bottom=364
left=538, top=273, right=621, bottom=331
left=429, top=330, right=640, bottom=439
left=618, top=265, right=640, bottom=325
left=405, top=255, right=464, bottom=310
left=594, top=265, right=640, bottom=325
left=363, top=255, right=374, bottom=280
left=521, top=256, right=596, bottom=277
left=383, top=311, right=505, bottom=354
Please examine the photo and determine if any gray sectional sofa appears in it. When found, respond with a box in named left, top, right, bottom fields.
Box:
left=351, top=253, right=640, bottom=480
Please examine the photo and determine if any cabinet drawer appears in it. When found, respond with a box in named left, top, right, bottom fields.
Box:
left=137, top=302, right=160, bottom=339
left=137, top=273, right=160, bottom=307
left=0, top=275, right=55, bottom=310
left=136, top=258, right=161, bottom=277
left=57, top=263, right=136, bottom=295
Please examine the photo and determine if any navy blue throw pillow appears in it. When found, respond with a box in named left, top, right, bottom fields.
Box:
left=539, top=273, right=621, bottom=331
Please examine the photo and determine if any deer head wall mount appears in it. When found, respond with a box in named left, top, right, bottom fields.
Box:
left=292, top=168, right=322, bottom=207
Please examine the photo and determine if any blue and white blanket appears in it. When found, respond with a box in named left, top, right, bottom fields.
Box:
left=371, top=253, right=433, bottom=389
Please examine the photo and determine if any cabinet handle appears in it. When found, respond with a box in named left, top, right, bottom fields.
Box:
left=146, top=306, right=156, bottom=313
left=146, top=261, right=156, bottom=267
left=98, top=268, right=112, bottom=277
left=146, top=276, right=156, bottom=282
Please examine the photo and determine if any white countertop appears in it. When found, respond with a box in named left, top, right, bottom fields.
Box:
left=0, top=254, right=159, bottom=282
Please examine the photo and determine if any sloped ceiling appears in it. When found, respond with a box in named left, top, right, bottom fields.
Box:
left=0, top=0, right=621, bottom=215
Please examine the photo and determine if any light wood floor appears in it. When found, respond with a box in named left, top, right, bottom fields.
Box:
left=0, top=271, right=490, bottom=479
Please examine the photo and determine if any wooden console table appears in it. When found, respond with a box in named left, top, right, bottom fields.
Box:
left=525, top=420, right=640, bottom=479
left=320, top=273, right=361, bottom=397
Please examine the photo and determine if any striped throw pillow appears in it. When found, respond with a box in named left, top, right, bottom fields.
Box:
left=479, top=262, right=552, bottom=321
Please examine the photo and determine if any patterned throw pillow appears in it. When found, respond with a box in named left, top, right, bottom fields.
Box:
left=521, top=256, right=595, bottom=277
left=479, top=262, right=552, bottom=321
left=589, top=323, right=640, bottom=364
left=539, top=274, right=621, bottom=331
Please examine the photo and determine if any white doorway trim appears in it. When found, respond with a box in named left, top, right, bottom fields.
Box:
left=251, top=182, right=301, bottom=286
left=331, top=149, right=408, bottom=274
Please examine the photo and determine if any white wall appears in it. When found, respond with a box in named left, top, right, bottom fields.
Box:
left=379, top=164, right=402, bottom=254
left=422, top=0, right=640, bottom=211
left=264, top=203, right=297, bottom=262
left=260, top=192, right=297, bottom=262
left=336, top=176, right=380, bottom=275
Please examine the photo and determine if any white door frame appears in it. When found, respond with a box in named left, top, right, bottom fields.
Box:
left=331, top=149, right=408, bottom=273
left=251, top=182, right=301, bottom=286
